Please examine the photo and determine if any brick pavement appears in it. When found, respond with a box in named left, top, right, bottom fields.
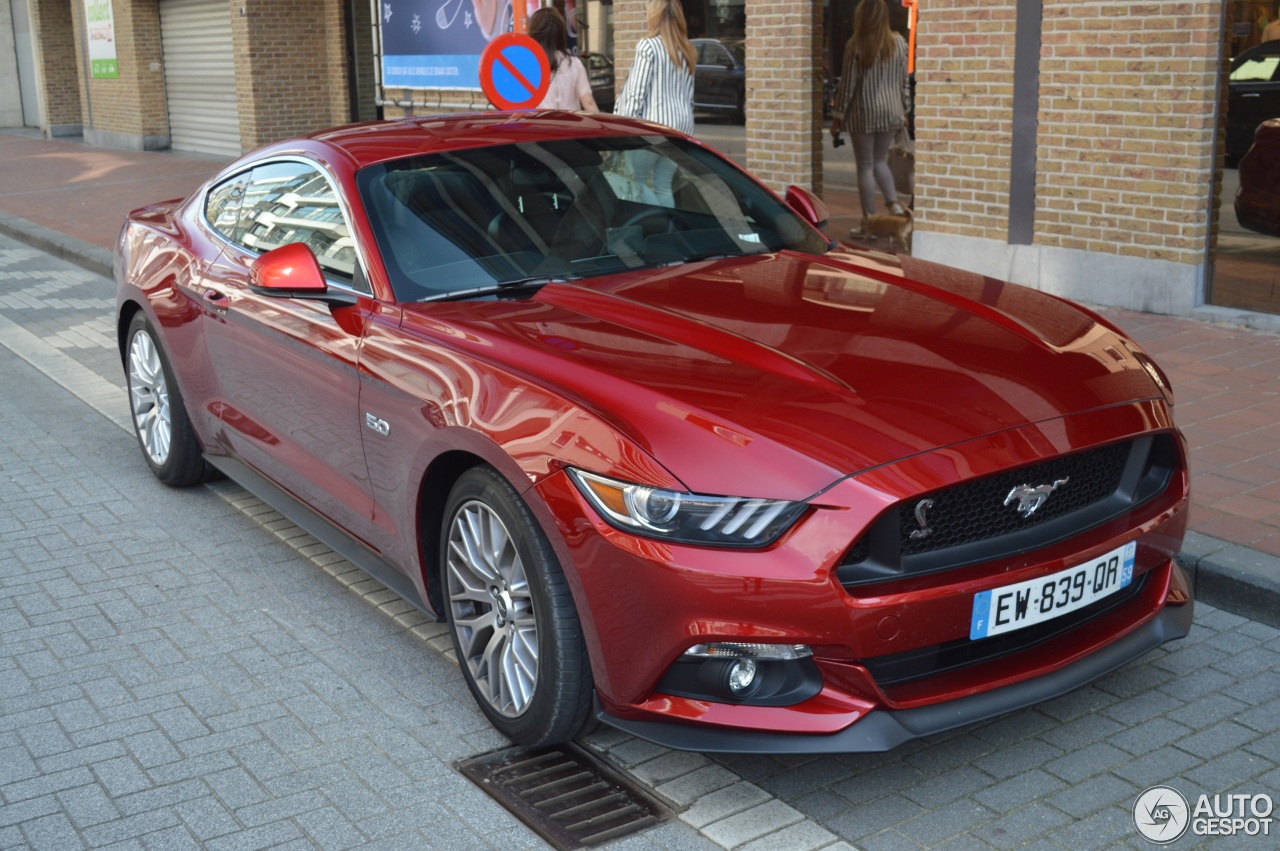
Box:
left=0, top=347, right=551, bottom=850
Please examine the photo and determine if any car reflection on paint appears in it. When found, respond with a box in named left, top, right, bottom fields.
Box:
left=114, top=111, right=1192, bottom=753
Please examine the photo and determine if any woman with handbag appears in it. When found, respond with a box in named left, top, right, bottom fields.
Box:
left=830, top=0, right=911, bottom=233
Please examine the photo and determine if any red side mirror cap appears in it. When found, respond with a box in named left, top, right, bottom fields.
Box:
left=785, top=185, right=830, bottom=230
left=249, top=242, right=329, bottom=296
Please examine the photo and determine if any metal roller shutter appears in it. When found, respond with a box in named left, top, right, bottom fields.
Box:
left=159, top=0, right=241, bottom=157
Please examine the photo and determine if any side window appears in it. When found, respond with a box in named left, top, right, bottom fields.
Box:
left=707, top=45, right=730, bottom=67
left=204, top=173, right=248, bottom=242
left=239, top=161, right=367, bottom=292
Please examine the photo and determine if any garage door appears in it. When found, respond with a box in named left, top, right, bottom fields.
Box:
left=159, top=0, right=241, bottom=157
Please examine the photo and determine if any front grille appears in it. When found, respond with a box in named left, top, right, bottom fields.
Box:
left=898, top=441, right=1130, bottom=556
left=863, top=573, right=1148, bottom=686
left=837, top=434, right=1178, bottom=587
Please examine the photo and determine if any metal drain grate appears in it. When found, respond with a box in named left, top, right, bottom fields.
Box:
left=457, top=743, right=672, bottom=849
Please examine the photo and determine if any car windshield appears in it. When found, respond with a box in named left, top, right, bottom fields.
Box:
left=356, top=134, right=829, bottom=302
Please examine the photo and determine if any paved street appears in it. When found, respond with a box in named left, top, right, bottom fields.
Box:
left=2, top=233, right=1279, bottom=849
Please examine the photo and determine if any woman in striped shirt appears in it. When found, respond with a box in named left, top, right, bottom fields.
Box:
left=613, top=0, right=696, bottom=206
left=614, top=0, right=696, bottom=135
left=830, top=0, right=911, bottom=226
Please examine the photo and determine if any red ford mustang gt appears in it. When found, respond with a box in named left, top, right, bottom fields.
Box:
left=115, top=112, right=1191, bottom=753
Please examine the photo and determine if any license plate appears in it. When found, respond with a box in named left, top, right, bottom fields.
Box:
left=970, top=541, right=1136, bottom=640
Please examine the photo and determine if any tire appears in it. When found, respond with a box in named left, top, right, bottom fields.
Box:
left=442, top=466, right=594, bottom=746
left=125, top=313, right=213, bottom=487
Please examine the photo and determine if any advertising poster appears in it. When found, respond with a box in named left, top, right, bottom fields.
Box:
left=381, top=0, right=538, bottom=90
left=84, top=0, right=118, bottom=79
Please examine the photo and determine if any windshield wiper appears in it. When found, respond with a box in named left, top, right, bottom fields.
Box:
left=657, top=250, right=743, bottom=268
left=418, top=276, right=569, bottom=303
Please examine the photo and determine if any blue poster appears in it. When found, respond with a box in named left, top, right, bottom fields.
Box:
left=380, top=0, right=536, bottom=90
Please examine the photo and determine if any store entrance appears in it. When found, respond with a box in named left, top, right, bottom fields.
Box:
left=1213, top=1, right=1280, bottom=315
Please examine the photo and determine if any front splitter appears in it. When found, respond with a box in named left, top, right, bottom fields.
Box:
left=597, top=602, right=1193, bottom=754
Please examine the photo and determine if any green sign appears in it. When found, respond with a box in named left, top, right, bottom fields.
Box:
left=85, top=0, right=118, bottom=79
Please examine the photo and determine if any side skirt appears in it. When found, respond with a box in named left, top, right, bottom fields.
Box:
left=204, top=454, right=440, bottom=621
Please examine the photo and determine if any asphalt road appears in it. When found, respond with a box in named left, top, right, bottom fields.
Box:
left=2, top=233, right=1278, bottom=850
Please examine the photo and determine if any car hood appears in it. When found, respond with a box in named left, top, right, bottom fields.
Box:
left=399, top=249, right=1166, bottom=499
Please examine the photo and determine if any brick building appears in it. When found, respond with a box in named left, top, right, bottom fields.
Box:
left=0, top=1, right=1251, bottom=317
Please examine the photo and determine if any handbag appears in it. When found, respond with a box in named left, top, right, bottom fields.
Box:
left=888, top=125, right=915, bottom=200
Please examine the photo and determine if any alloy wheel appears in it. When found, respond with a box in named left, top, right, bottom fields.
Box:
left=128, top=330, right=172, bottom=466
left=446, top=499, right=540, bottom=717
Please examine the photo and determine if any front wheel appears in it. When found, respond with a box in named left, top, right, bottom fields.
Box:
left=125, top=312, right=213, bottom=487
left=442, top=466, right=593, bottom=745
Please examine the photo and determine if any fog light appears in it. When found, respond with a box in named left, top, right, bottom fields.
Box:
left=663, top=643, right=823, bottom=706
left=727, top=658, right=757, bottom=695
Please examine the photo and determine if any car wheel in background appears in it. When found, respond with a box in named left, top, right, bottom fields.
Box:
left=442, top=465, right=594, bottom=745
left=125, top=313, right=214, bottom=487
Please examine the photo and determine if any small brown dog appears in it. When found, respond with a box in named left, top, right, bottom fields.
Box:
left=858, top=208, right=913, bottom=253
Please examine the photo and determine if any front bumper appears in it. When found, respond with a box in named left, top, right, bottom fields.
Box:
left=534, top=402, right=1190, bottom=750
left=596, top=599, right=1192, bottom=753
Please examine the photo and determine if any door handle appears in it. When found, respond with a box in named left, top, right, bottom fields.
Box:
left=203, top=288, right=230, bottom=309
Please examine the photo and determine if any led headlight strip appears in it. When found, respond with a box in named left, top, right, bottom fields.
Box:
left=567, top=468, right=806, bottom=548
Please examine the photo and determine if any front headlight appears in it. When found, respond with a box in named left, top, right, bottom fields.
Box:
left=566, top=468, right=806, bottom=547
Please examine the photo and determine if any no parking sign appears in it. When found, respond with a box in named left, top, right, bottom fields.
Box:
left=479, top=34, right=550, bottom=111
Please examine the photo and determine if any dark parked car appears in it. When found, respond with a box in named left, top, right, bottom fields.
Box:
left=116, top=112, right=1191, bottom=752
left=583, top=52, right=614, bottom=113
left=692, top=38, right=746, bottom=121
left=1228, top=41, right=1280, bottom=164
left=1235, top=118, right=1280, bottom=236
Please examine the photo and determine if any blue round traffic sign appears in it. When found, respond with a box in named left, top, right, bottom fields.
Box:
left=479, top=34, right=551, bottom=111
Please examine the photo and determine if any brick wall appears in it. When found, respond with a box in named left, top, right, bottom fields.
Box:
left=73, top=0, right=168, bottom=140
left=30, top=0, right=82, bottom=129
left=611, top=0, right=645, bottom=108
left=744, top=0, right=823, bottom=194
left=913, top=1, right=1019, bottom=241
left=915, top=1, right=1220, bottom=267
left=1034, top=1, right=1220, bottom=265
left=234, top=0, right=354, bottom=148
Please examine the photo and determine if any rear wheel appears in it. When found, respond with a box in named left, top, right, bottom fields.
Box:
left=442, top=466, right=593, bottom=745
left=125, top=313, right=213, bottom=487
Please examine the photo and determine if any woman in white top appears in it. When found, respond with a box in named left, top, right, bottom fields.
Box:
left=614, top=0, right=696, bottom=136
left=530, top=8, right=598, bottom=112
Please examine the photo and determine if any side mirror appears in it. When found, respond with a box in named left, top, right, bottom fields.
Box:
left=785, top=185, right=830, bottom=230
left=249, top=243, right=357, bottom=306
